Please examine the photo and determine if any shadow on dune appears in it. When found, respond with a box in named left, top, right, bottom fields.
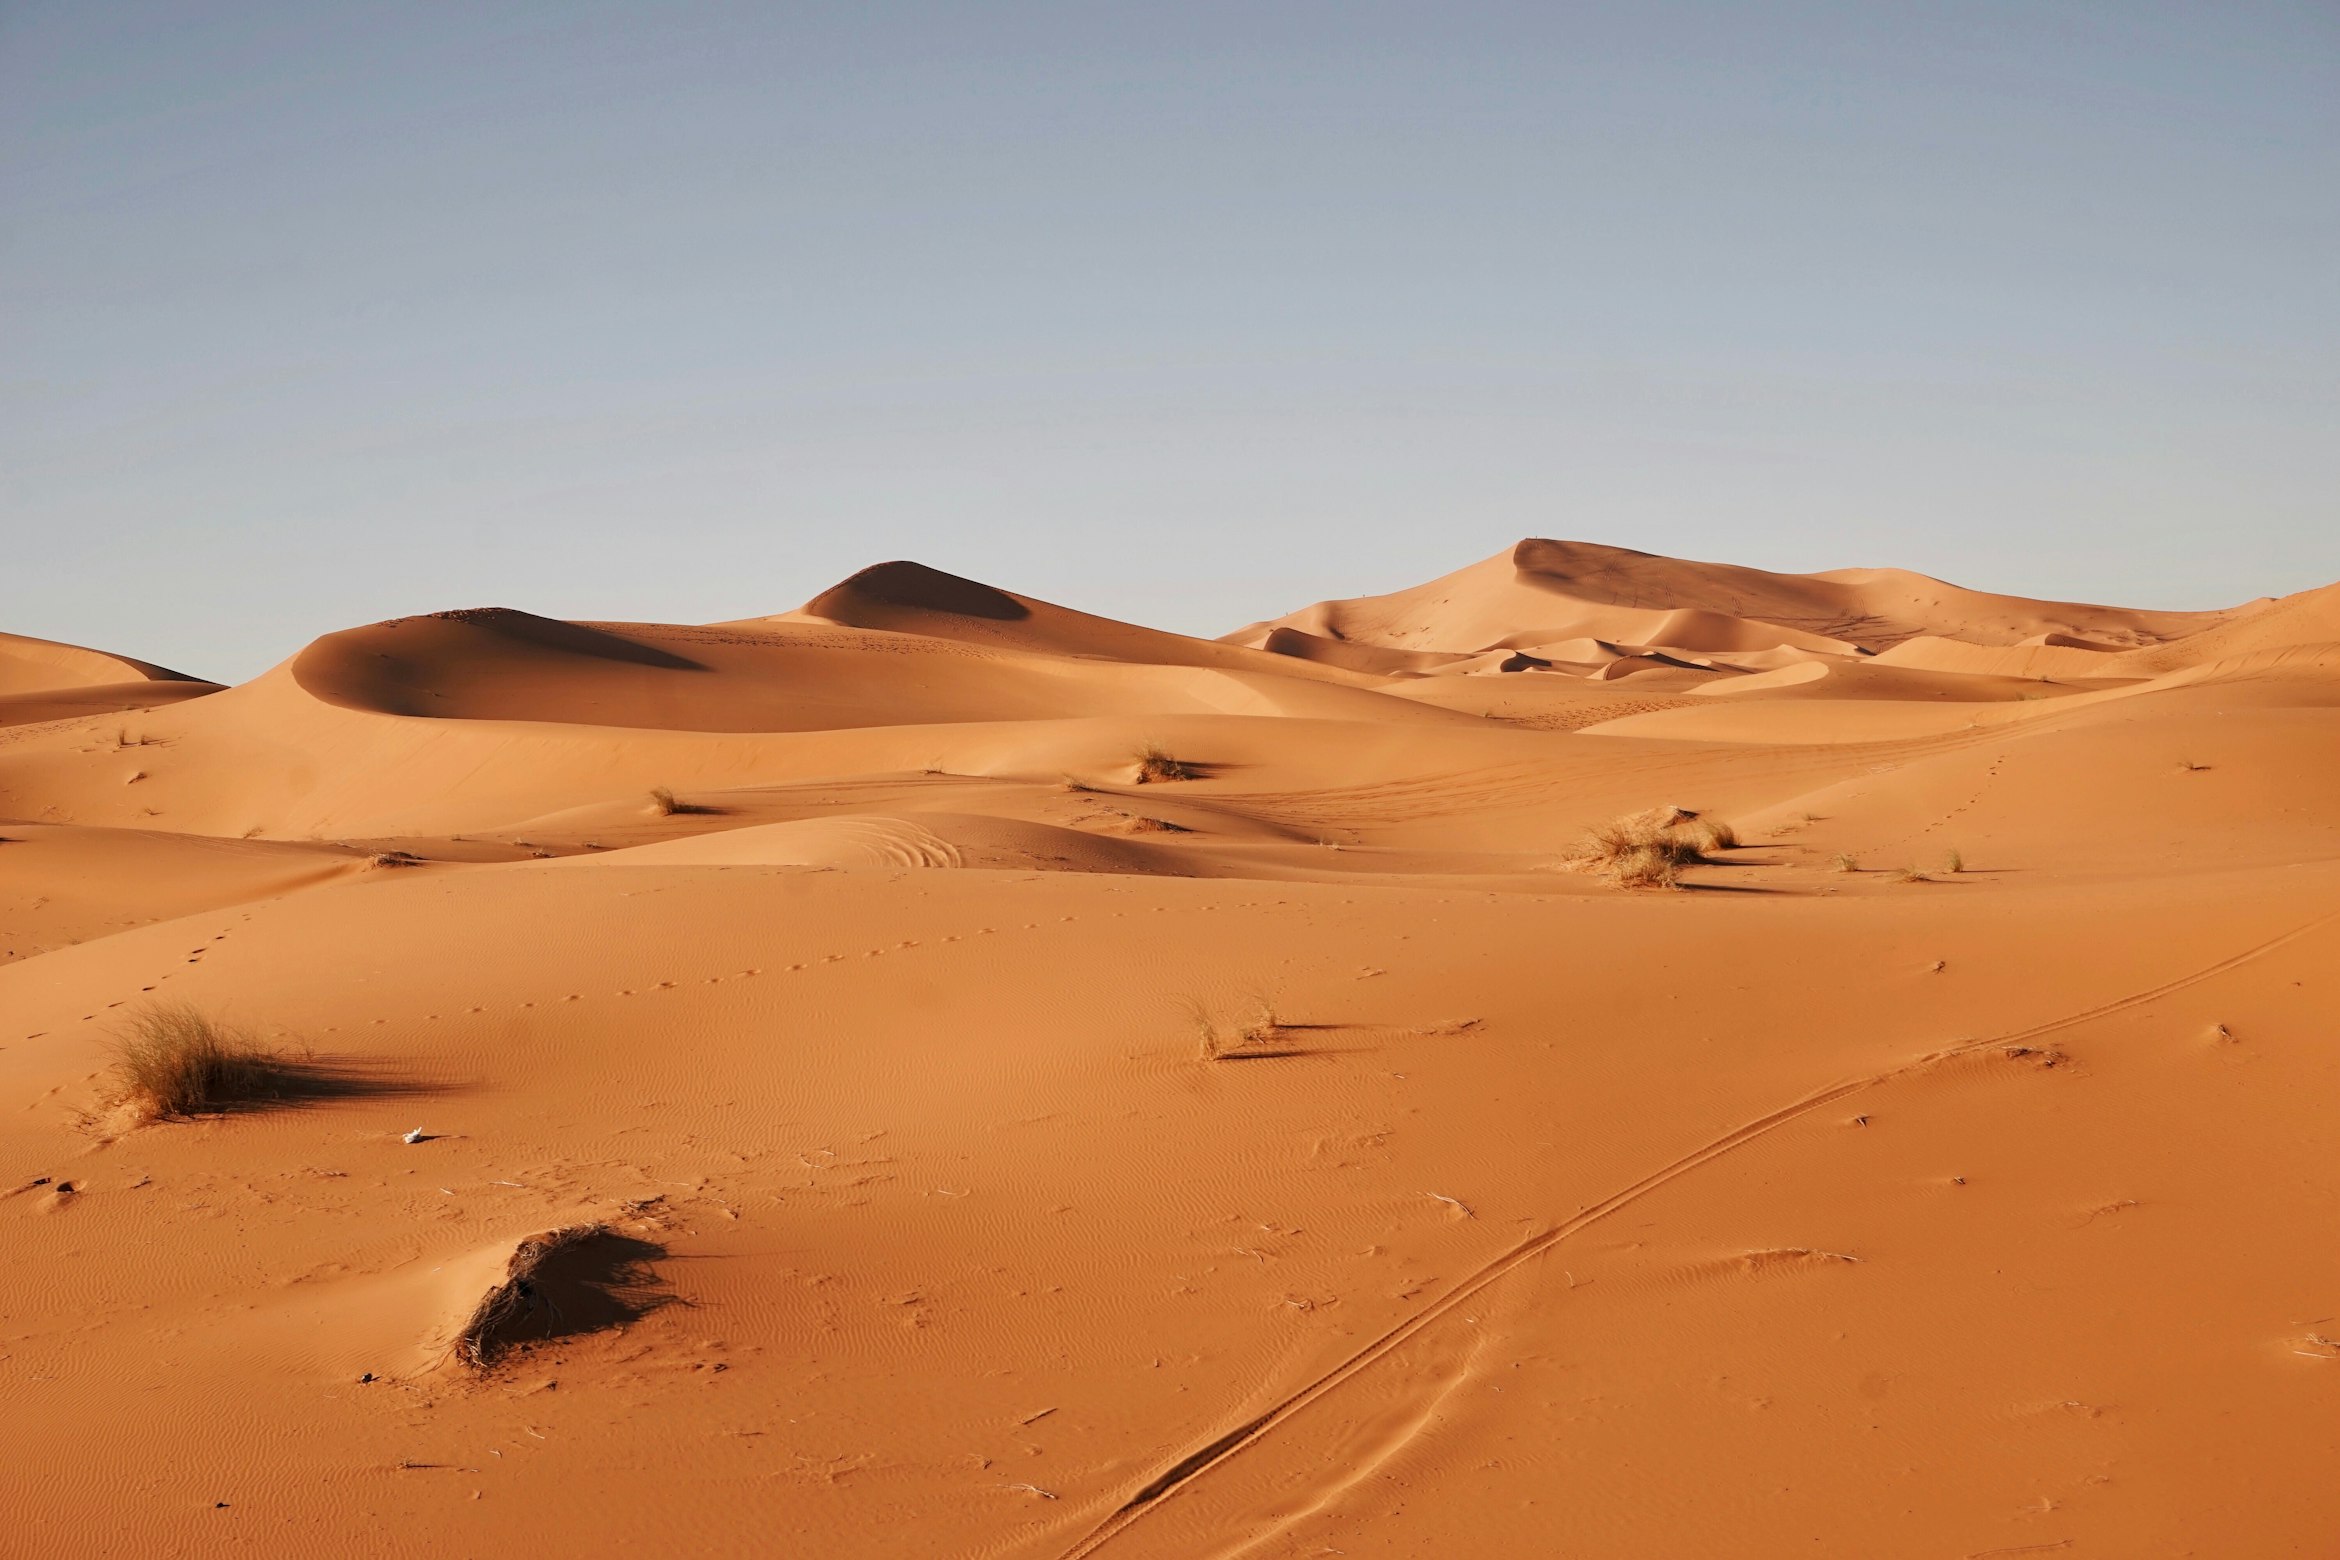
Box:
left=423, top=609, right=709, bottom=670
left=177, top=1055, right=438, bottom=1117
left=807, top=560, right=1033, bottom=622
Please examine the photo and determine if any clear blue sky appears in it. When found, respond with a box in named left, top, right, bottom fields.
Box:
left=5, top=2, right=2335, bottom=681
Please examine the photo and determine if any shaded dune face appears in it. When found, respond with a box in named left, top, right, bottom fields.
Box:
left=4, top=542, right=2339, bottom=1560
left=291, top=609, right=718, bottom=722
left=803, top=559, right=1035, bottom=623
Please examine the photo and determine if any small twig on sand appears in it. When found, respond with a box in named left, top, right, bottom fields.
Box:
left=1425, top=1193, right=1475, bottom=1218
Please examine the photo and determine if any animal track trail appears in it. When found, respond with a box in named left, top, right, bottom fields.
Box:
left=72, top=927, right=238, bottom=1027
left=1894, top=750, right=2008, bottom=851
left=1046, top=907, right=2340, bottom=1559
left=276, top=896, right=1181, bottom=1036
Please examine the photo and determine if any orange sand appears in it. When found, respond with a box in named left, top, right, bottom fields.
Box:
left=3, top=541, right=2335, bottom=1557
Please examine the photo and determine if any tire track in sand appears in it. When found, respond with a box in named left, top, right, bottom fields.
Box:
left=1050, top=906, right=2340, bottom=1559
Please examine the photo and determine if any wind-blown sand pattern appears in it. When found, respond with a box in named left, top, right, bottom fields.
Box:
left=4, top=539, right=2337, bottom=1557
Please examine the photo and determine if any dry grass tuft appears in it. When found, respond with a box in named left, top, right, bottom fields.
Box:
left=1125, top=815, right=1190, bottom=834
left=1832, top=853, right=1860, bottom=874
left=1133, top=742, right=1196, bottom=784
left=1682, top=816, right=1738, bottom=852
left=1890, top=865, right=1932, bottom=884
left=1606, top=842, right=1686, bottom=889
left=1941, top=847, right=1964, bottom=874
left=1187, top=996, right=1287, bottom=1060
left=646, top=786, right=715, bottom=816
left=1562, top=807, right=1734, bottom=889
left=109, top=1004, right=287, bottom=1120
left=368, top=849, right=423, bottom=869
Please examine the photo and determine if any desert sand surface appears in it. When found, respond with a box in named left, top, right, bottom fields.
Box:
left=4, top=539, right=2337, bottom=1558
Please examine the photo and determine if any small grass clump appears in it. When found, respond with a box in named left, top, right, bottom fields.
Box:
left=109, top=1004, right=285, bottom=1120
left=1832, top=853, right=1860, bottom=874
left=1564, top=806, right=1735, bottom=890
left=1187, top=996, right=1286, bottom=1061
left=1133, top=742, right=1196, bottom=784
left=1890, top=865, right=1932, bottom=884
left=646, top=786, right=715, bottom=816
left=1941, top=847, right=1964, bottom=874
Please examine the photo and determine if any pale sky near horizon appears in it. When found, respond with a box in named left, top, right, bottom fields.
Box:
left=5, top=2, right=2335, bottom=682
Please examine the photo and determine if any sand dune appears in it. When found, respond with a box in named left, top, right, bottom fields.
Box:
left=1232, top=537, right=2251, bottom=661
left=0, top=628, right=222, bottom=728
left=292, top=605, right=1413, bottom=731
left=774, top=559, right=1386, bottom=687
left=0, top=628, right=205, bottom=694
left=4, top=544, right=2336, bottom=1558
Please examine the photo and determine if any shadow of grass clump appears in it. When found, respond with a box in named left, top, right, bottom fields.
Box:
left=109, top=1002, right=422, bottom=1121
left=456, top=1225, right=675, bottom=1369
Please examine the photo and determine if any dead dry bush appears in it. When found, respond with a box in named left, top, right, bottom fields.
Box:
left=1132, top=742, right=1197, bottom=784
left=454, top=1224, right=672, bottom=1369
left=1561, top=807, right=1735, bottom=889
left=646, top=786, right=718, bottom=816
left=1186, top=996, right=1292, bottom=1061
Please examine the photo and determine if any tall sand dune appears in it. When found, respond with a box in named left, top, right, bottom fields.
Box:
left=1231, top=537, right=2251, bottom=660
